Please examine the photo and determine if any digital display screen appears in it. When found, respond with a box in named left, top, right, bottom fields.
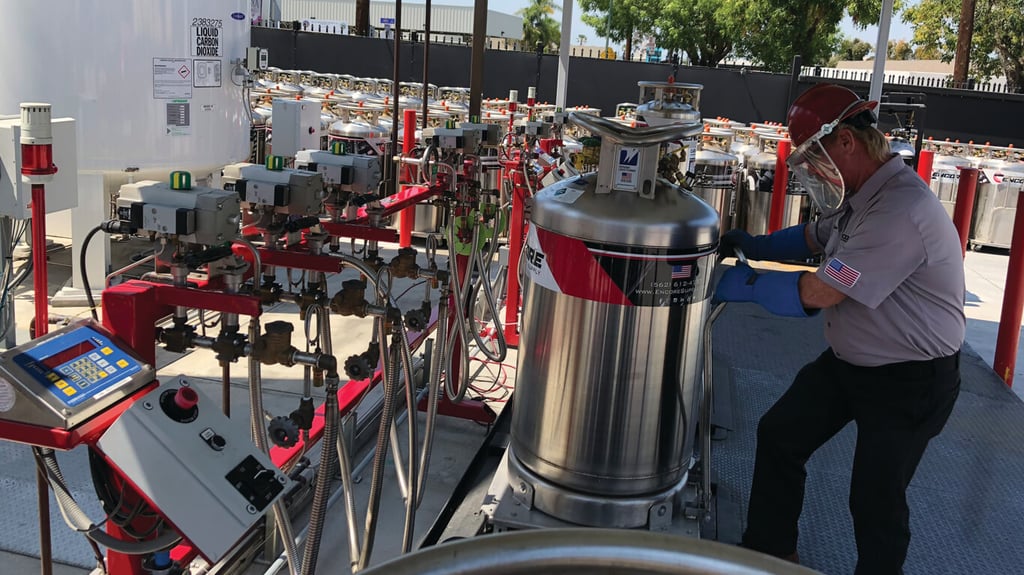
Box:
left=41, top=340, right=97, bottom=370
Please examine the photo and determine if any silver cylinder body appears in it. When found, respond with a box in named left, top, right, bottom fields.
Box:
left=511, top=170, right=719, bottom=523
left=971, top=163, right=1024, bottom=249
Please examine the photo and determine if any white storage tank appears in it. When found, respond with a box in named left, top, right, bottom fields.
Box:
left=0, top=0, right=251, bottom=299
left=0, top=0, right=251, bottom=174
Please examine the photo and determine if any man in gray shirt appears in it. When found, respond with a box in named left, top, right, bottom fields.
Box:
left=715, top=83, right=964, bottom=575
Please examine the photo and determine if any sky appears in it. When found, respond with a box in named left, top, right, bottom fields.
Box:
left=436, top=0, right=917, bottom=51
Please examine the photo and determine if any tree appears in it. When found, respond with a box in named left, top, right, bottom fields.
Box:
left=579, top=0, right=658, bottom=61
left=904, top=0, right=1024, bottom=92
left=835, top=37, right=874, bottom=62
left=888, top=39, right=914, bottom=60
left=518, top=0, right=562, bottom=52
left=914, top=44, right=942, bottom=60
left=654, top=0, right=734, bottom=67
left=725, top=0, right=845, bottom=71
left=578, top=34, right=587, bottom=45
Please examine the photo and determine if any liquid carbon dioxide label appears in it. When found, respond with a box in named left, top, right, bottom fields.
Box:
left=192, top=17, right=223, bottom=57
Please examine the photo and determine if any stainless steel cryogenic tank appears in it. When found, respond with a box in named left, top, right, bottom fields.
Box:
left=742, top=134, right=810, bottom=236
left=693, top=128, right=739, bottom=233
left=929, top=153, right=972, bottom=220
left=509, top=114, right=719, bottom=528
left=971, top=154, right=1024, bottom=250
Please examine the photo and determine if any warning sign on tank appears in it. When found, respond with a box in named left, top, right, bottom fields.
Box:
left=192, top=17, right=222, bottom=57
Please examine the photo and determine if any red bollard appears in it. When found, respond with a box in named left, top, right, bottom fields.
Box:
left=917, top=148, right=934, bottom=184
left=951, top=167, right=980, bottom=257
left=399, top=109, right=417, bottom=248
left=993, top=189, right=1024, bottom=386
left=768, top=138, right=791, bottom=234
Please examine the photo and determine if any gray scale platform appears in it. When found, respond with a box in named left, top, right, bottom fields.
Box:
left=712, top=305, right=1024, bottom=575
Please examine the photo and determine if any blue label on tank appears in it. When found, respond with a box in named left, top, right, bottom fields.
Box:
left=231, top=12, right=246, bottom=21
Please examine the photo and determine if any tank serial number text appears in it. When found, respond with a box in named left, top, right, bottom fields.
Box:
left=192, top=18, right=223, bottom=28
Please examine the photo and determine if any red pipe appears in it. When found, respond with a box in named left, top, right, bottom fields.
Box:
left=917, top=148, right=935, bottom=183
left=951, top=167, right=980, bottom=257
left=399, top=109, right=418, bottom=248
left=768, top=138, right=792, bottom=234
left=993, top=189, right=1024, bottom=386
left=31, top=184, right=48, bottom=337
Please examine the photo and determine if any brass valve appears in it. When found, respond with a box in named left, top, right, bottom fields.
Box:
left=330, top=279, right=370, bottom=318
left=388, top=247, right=420, bottom=279
left=255, top=321, right=298, bottom=366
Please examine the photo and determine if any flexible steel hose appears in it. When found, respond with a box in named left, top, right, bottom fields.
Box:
left=396, top=319, right=420, bottom=552
left=299, top=375, right=338, bottom=575
left=416, top=292, right=448, bottom=508
left=335, top=407, right=363, bottom=571
left=443, top=220, right=475, bottom=401
left=35, top=448, right=181, bottom=555
left=299, top=305, right=338, bottom=575
left=356, top=329, right=402, bottom=571
left=467, top=218, right=507, bottom=362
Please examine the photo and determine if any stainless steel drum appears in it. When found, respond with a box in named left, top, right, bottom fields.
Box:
left=971, top=156, right=1024, bottom=249
left=929, top=153, right=972, bottom=220
left=742, top=134, right=810, bottom=236
left=694, top=129, right=739, bottom=233
left=510, top=114, right=718, bottom=528
left=360, top=529, right=821, bottom=575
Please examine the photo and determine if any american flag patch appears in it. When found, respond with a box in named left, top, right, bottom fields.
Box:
left=671, top=265, right=692, bottom=280
left=824, top=258, right=861, bottom=288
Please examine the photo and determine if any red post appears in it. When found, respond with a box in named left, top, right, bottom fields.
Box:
left=31, top=185, right=48, bottom=337
left=917, top=148, right=935, bottom=184
left=993, top=190, right=1024, bottom=386
left=951, top=167, right=979, bottom=257
left=399, top=109, right=417, bottom=248
left=768, top=138, right=792, bottom=234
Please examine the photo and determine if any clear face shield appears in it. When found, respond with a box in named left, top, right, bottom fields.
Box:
left=788, top=136, right=845, bottom=211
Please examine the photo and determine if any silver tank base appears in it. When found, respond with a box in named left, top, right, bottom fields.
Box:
left=505, top=448, right=695, bottom=530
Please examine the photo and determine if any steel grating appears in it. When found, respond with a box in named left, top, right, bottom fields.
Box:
left=712, top=302, right=1024, bottom=575
left=0, top=442, right=105, bottom=569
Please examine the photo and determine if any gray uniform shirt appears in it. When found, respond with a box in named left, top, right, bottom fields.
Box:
left=809, top=155, right=965, bottom=367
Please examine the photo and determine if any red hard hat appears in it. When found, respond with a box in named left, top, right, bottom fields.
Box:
left=787, top=84, right=878, bottom=148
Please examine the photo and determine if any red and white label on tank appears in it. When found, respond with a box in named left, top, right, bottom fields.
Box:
left=524, top=226, right=713, bottom=307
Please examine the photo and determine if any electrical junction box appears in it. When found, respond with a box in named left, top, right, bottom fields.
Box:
left=294, top=149, right=381, bottom=195
left=98, top=375, right=291, bottom=563
left=0, top=320, right=153, bottom=445
left=221, top=162, right=323, bottom=216
left=458, top=122, right=501, bottom=147
left=116, top=180, right=240, bottom=246
left=247, top=47, right=269, bottom=73
left=423, top=127, right=480, bottom=153
left=0, top=116, right=78, bottom=218
left=271, top=98, right=321, bottom=157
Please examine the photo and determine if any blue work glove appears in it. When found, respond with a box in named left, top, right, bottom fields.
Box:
left=719, top=224, right=812, bottom=262
left=713, top=264, right=816, bottom=318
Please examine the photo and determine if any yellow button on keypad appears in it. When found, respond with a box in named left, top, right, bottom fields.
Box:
left=62, top=387, right=76, bottom=396
left=46, top=373, right=59, bottom=382
left=55, top=380, right=68, bottom=389
left=117, top=359, right=129, bottom=368
left=98, top=371, right=107, bottom=378
left=101, top=347, right=113, bottom=355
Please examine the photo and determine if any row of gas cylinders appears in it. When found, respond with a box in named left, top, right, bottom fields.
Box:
left=671, top=116, right=813, bottom=237
left=250, top=67, right=601, bottom=157
left=924, top=139, right=1024, bottom=250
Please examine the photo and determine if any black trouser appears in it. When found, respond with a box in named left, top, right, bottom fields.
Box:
left=742, top=348, right=961, bottom=575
